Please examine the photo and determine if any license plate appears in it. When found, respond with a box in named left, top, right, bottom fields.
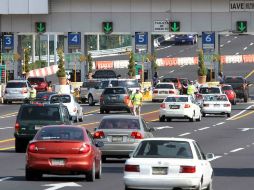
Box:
left=111, top=97, right=117, bottom=100
left=34, top=125, right=43, bottom=130
left=159, top=91, right=167, bottom=94
left=112, top=136, right=123, bottom=142
left=170, top=105, right=179, bottom=109
left=152, top=167, right=168, bottom=175
left=51, top=159, right=65, bottom=166
left=214, top=104, right=220, bottom=107
left=182, top=40, right=186, bottom=42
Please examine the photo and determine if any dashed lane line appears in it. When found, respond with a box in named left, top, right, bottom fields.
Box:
left=178, top=132, right=191, bottom=137
left=245, top=69, right=254, bottom=79
left=243, top=46, right=248, bottom=51
left=216, top=122, right=225, bottom=126
left=0, top=177, right=13, bottom=182
left=156, top=126, right=173, bottom=130
left=0, top=127, right=13, bottom=130
left=230, top=148, right=244, bottom=153
left=198, top=127, right=210, bottom=131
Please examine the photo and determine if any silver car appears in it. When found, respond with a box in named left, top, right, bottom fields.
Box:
left=3, top=80, right=32, bottom=104
left=93, top=115, right=154, bottom=162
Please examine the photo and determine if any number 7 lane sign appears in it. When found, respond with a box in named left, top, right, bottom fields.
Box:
left=68, top=32, right=81, bottom=49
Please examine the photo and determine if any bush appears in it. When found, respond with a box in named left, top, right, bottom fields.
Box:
left=56, top=48, right=66, bottom=78
left=128, top=51, right=135, bottom=78
left=24, top=48, right=30, bottom=74
left=198, top=49, right=207, bottom=76
left=87, top=53, right=93, bottom=73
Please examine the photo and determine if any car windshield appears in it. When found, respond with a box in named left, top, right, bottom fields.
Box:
left=222, top=86, right=233, bottom=90
left=203, top=95, right=228, bottom=101
left=20, top=106, right=61, bottom=121
left=165, top=96, right=188, bottom=102
left=162, top=78, right=178, bottom=83
left=111, top=80, right=139, bottom=88
left=155, top=84, right=174, bottom=89
left=6, top=82, right=27, bottom=88
left=133, top=140, right=193, bottom=158
left=99, top=118, right=140, bottom=130
left=50, top=95, right=71, bottom=103
left=36, top=127, right=84, bottom=141
left=104, top=88, right=126, bottom=94
left=225, top=77, right=244, bottom=83
left=28, top=78, right=45, bottom=83
left=199, top=87, right=220, bottom=94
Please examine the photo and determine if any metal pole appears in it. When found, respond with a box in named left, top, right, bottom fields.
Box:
left=54, top=34, right=58, bottom=65
left=47, top=34, right=50, bottom=67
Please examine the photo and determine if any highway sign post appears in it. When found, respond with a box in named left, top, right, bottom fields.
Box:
left=68, top=32, right=81, bottom=49
left=135, top=32, right=148, bottom=53
left=237, top=21, right=247, bottom=32
left=153, top=20, right=169, bottom=32
left=103, top=22, right=113, bottom=34
left=3, top=34, right=14, bottom=50
left=35, top=22, right=46, bottom=33
left=170, top=21, right=180, bottom=32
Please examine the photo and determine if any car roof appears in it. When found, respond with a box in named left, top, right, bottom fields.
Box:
left=203, top=94, right=226, bottom=96
left=165, top=95, right=189, bottom=97
left=139, top=137, right=194, bottom=143
left=157, top=82, right=174, bottom=85
left=102, top=115, right=141, bottom=120
left=41, top=125, right=84, bottom=129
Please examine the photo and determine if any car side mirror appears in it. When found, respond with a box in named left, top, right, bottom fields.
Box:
left=206, top=153, right=215, bottom=160
left=95, top=141, right=104, bottom=148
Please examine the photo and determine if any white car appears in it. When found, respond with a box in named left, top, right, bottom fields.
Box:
left=159, top=95, right=202, bottom=122
left=50, top=94, right=84, bottom=122
left=124, top=138, right=214, bottom=190
left=201, top=94, right=231, bottom=117
left=152, top=82, right=178, bottom=102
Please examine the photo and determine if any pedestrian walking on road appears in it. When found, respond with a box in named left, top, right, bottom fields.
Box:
left=187, top=81, right=197, bottom=96
left=29, top=86, right=37, bottom=100
left=131, top=89, right=143, bottom=116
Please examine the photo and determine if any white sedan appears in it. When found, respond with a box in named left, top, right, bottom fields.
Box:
left=50, top=94, right=84, bottom=122
left=152, top=82, right=179, bottom=102
left=124, top=138, right=214, bottom=190
left=201, top=94, right=231, bottom=117
left=159, top=95, right=202, bottom=122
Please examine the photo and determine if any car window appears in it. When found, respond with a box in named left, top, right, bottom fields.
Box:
left=28, top=78, right=45, bottom=83
left=194, top=142, right=206, bottom=160
left=225, top=77, right=244, bottom=83
left=155, top=84, right=174, bottom=89
left=203, top=95, right=228, bottom=101
left=118, top=80, right=139, bottom=88
left=36, top=127, right=84, bottom=141
left=162, top=78, right=178, bottom=83
left=82, top=81, right=100, bottom=88
left=199, top=87, right=220, bottom=94
left=6, top=82, right=27, bottom=88
left=103, top=88, right=126, bottom=94
left=50, top=95, right=71, bottom=103
left=99, top=118, right=140, bottom=130
left=133, top=140, right=193, bottom=159
left=86, top=130, right=95, bottom=145
left=165, top=97, right=188, bottom=102
left=222, top=86, right=233, bottom=90
left=141, top=119, right=149, bottom=132
left=99, top=81, right=110, bottom=89
left=20, top=106, right=60, bottom=121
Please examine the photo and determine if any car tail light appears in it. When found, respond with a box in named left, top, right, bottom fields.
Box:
left=93, top=131, right=105, bottom=139
left=35, top=103, right=44, bottom=107
left=184, top=104, right=191, bottom=108
left=168, top=90, right=175, bottom=94
left=125, top=164, right=140, bottom=172
left=22, top=88, right=28, bottom=94
left=180, top=166, right=196, bottom=173
left=42, top=95, right=49, bottom=99
left=130, top=131, right=143, bottom=139
left=160, top=103, right=166, bottom=109
left=203, top=104, right=209, bottom=107
left=79, top=143, right=91, bottom=154
left=153, top=90, right=158, bottom=94
left=196, top=94, right=203, bottom=99
left=124, top=95, right=130, bottom=103
left=28, top=143, right=38, bottom=153
left=224, top=104, right=231, bottom=107
left=15, top=122, right=20, bottom=132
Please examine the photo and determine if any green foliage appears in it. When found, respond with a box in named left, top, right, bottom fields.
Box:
left=29, top=60, right=46, bottom=70
left=198, top=49, right=207, bottom=76
left=87, top=53, right=93, bottom=73
left=56, top=48, right=66, bottom=78
left=128, top=51, right=136, bottom=78
left=24, top=48, right=30, bottom=73
left=147, top=52, right=158, bottom=72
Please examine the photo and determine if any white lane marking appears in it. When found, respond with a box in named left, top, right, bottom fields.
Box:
left=224, top=153, right=228, bottom=155
left=243, top=47, right=248, bottom=51
left=43, top=182, right=81, bottom=190
left=220, top=44, right=224, bottom=48
left=209, top=155, right=222, bottom=161
left=169, top=70, right=175, bottom=73
left=230, top=148, right=244, bottom=153
left=216, top=122, right=225, bottom=126
left=225, top=34, right=230, bottom=37
left=227, top=40, right=231, bottom=43
left=159, top=76, right=164, bottom=79
left=83, top=114, right=94, bottom=117
left=198, top=127, right=210, bottom=131
left=157, top=45, right=172, bottom=51
left=178, top=132, right=191, bottom=137
left=157, top=126, right=173, bottom=130
left=235, top=52, right=239, bottom=55
left=0, top=127, right=13, bottom=130
left=239, top=128, right=254, bottom=132
left=250, top=42, right=254, bottom=46
left=227, top=104, right=254, bottom=120
left=180, top=65, right=184, bottom=68
left=179, top=49, right=184, bottom=53
left=0, top=177, right=13, bottom=182
left=0, top=115, right=16, bottom=119
left=234, top=36, right=238, bottom=39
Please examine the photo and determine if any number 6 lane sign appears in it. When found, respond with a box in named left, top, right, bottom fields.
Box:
left=202, top=32, right=215, bottom=50
left=68, top=32, right=81, bottom=49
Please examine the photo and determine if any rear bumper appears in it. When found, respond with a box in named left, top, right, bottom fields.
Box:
left=4, top=94, right=29, bottom=101
left=160, top=109, right=192, bottom=119
left=100, top=104, right=130, bottom=111
left=202, top=107, right=231, bottom=114
left=97, top=142, right=139, bottom=156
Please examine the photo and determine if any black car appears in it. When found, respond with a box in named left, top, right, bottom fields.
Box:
left=224, top=76, right=249, bottom=102
left=14, top=103, right=73, bottom=152
left=92, top=70, right=119, bottom=79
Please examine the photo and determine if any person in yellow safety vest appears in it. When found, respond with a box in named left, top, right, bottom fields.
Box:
left=29, top=86, right=37, bottom=99
left=131, top=89, right=143, bottom=116
left=187, top=81, right=197, bottom=96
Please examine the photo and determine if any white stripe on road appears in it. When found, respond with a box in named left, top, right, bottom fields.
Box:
left=0, top=177, right=13, bottom=182
left=198, top=127, right=210, bottom=131
left=230, top=148, right=244, bottom=153
left=157, top=126, right=173, bottom=130
left=235, top=52, right=239, bottom=55
left=250, top=42, right=254, bottom=46
left=157, top=45, right=172, bottom=51
left=178, top=132, right=191, bottom=137
left=209, top=155, right=222, bottom=161
left=216, top=122, right=225, bottom=126
left=220, top=44, right=224, bottom=48
left=227, top=40, right=231, bottom=43
left=243, top=47, right=248, bottom=51
left=169, top=70, right=174, bottom=73
left=0, top=127, right=13, bottom=130
left=227, top=105, right=254, bottom=120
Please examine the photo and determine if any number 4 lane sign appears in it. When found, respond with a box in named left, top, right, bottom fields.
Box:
left=68, top=32, right=81, bottom=49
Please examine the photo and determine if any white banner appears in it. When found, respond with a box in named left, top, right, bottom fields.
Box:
left=230, top=1, right=254, bottom=11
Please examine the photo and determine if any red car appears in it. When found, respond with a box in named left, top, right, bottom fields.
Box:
left=222, top=84, right=237, bottom=105
left=26, top=125, right=103, bottom=181
left=28, top=77, right=48, bottom=92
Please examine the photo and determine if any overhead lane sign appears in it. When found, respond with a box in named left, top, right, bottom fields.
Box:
left=230, top=1, right=254, bottom=11
left=236, top=21, right=247, bottom=32
left=170, top=21, right=180, bottom=32
left=153, top=20, right=169, bottom=32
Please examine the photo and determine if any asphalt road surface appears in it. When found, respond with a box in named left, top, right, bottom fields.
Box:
left=1, top=64, right=254, bottom=190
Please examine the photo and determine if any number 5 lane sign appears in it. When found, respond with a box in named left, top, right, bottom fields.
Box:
left=135, top=32, right=148, bottom=53
left=202, top=32, right=215, bottom=50
left=68, top=32, right=81, bottom=49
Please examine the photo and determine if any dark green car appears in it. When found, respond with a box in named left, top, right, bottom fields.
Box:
left=14, top=103, right=72, bottom=152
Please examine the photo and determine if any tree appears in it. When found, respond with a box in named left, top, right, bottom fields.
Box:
left=128, top=51, right=135, bottom=78
left=56, top=48, right=66, bottom=78
left=147, top=52, right=158, bottom=72
left=197, top=49, right=207, bottom=76
left=87, top=53, right=93, bottom=74
left=24, top=48, right=30, bottom=75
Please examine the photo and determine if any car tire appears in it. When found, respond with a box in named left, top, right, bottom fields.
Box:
left=25, top=167, right=42, bottom=181
left=202, top=113, right=206, bottom=117
left=159, top=116, right=165, bottom=122
left=189, top=112, right=195, bottom=122
left=88, top=95, right=95, bottom=106
left=166, top=118, right=171, bottom=122
left=195, top=181, right=202, bottom=190
left=127, top=108, right=131, bottom=113
left=105, top=110, right=110, bottom=114
left=206, top=181, right=213, bottom=190
left=100, top=109, right=104, bottom=114
left=86, top=161, right=96, bottom=182
left=79, top=115, right=84, bottom=122
left=227, top=113, right=231, bottom=117
left=102, top=156, right=107, bottom=163
left=125, top=186, right=132, bottom=190
left=95, top=160, right=102, bottom=179
left=15, top=138, right=25, bottom=153
left=3, top=100, right=7, bottom=104
left=197, top=113, right=202, bottom=122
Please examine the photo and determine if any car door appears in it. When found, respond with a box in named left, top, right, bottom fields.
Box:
left=94, top=80, right=108, bottom=102
left=193, top=141, right=213, bottom=187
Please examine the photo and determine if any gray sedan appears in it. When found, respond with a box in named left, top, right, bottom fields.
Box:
left=93, top=115, right=154, bottom=162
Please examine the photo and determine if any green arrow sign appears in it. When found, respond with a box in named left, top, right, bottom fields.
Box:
left=36, top=22, right=46, bottom=33
left=103, top=22, right=113, bottom=34
left=170, top=21, right=180, bottom=32
left=237, top=21, right=247, bottom=33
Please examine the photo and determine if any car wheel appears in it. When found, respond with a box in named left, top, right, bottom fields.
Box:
left=189, top=112, right=195, bottom=122
left=105, top=110, right=110, bottom=114
left=159, top=116, right=165, bottom=122
left=100, top=109, right=104, bottom=114
left=86, top=161, right=96, bottom=182
left=125, top=185, right=132, bottom=190
left=195, top=182, right=202, bottom=190
left=95, top=160, right=102, bottom=179
left=15, top=138, right=26, bottom=153
left=197, top=113, right=202, bottom=122
left=227, top=113, right=231, bottom=117
left=166, top=118, right=171, bottom=122
left=25, top=167, right=42, bottom=181
left=127, top=108, right=131, bottom=113
left=79, top=115, right=84, bottom=122
left=88, top=95, right=95, bottom=106
left=3, top=100, right=7, bottom=104
left=206, top=181, right=213, bottom=190
left=202, top=113, right=206, bottom=117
